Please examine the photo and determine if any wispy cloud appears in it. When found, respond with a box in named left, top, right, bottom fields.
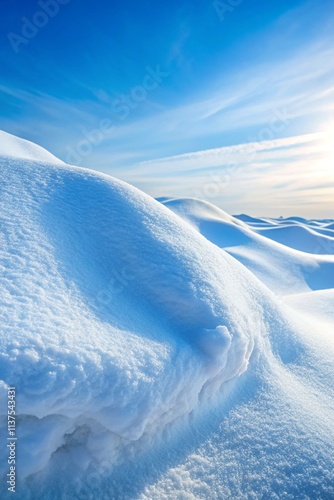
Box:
left=2, top=27, right=334, bottom=169
left=1, top=0, right=334, bottom=218
left=117, top=131, right=334, bottom=218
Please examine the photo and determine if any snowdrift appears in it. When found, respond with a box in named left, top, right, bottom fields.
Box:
left=0, top=133, right=334, bottom=499
left=0, top=134, right=264, bottom=484
left=160, top=197, right=334, bottom=294
left=256, top=223, right=334, bottom=254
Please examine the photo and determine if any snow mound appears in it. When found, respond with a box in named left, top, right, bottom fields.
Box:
left=0, top=138, right=275, bottom=486
left=257, top=223, right=334, bottom=254
left=159, top=197, right=247, bottom=228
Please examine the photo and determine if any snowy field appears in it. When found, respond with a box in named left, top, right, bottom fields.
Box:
left=0, top=130, right=334, bottom=499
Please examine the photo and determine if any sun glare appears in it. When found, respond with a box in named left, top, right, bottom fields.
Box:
left=320, top=120, right=334, bottom=156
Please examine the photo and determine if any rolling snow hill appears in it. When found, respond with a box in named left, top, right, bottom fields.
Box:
left=160, top=197, right=334, bottom=295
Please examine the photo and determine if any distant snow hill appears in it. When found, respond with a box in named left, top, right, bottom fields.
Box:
left=1, top=132, right=334, bottom=499
left=160, top=197, right=334, bottom=294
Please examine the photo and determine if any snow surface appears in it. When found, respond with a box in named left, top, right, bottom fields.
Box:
left=0, top=134, right=334, bottom=499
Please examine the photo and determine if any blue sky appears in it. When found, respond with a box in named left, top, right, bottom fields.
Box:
left=1, top=0, right=334, bottom=216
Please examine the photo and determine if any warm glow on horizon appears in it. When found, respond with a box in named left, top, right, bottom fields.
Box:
left=316, top=121, right=334, bottom=178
